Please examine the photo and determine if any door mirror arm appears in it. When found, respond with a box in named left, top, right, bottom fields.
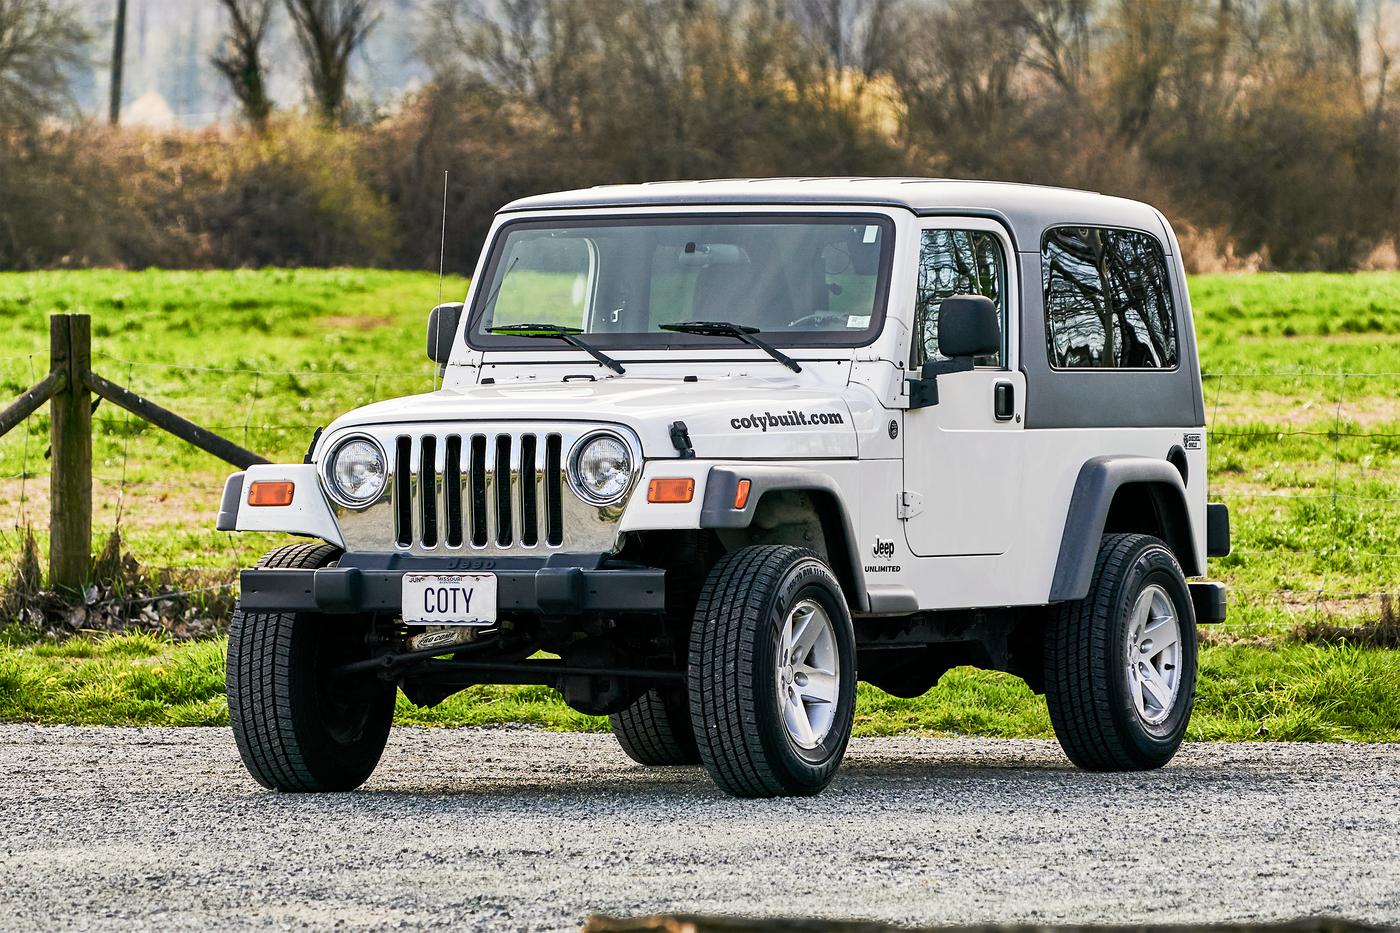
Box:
left=906, top=356, right=975, bottom=410
left=905, top=294, right=1000, bottom=411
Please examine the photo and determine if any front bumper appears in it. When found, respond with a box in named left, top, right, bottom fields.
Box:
left=239, top=552, right=665, bottom=617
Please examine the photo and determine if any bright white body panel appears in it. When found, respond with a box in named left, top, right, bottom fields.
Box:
left=234, top=463, right=345, bottom=548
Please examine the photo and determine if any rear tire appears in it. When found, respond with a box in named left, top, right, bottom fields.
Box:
left=1045, top=533, right=1198, bottom=771
left=227, top=543, right=395, bottom=792
left=689, top=545, right=856, bottom=798
left=610, top=686, right=701, bottom=766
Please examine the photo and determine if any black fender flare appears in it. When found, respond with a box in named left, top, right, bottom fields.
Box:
left=1049, top=455, right=1200, bottom=602
left=700, top=465, right=869, bottom=613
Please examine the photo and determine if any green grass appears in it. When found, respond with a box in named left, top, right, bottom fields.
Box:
left=0, top=632, right=229, bottom=726
left=1, top=268, right=1399, bottom=736
left=0, top=269, right=461, bottom=569
left=3, top=633, right=1396, bottom=741
left=1194, top=271, right=1400, bottom=368
left=1188, top=272, right=1400, bottom=632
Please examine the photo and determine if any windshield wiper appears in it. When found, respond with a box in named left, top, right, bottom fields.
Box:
left=659, top=321, right=802, bottom=373
left=486, top=324, right=626, bottom=374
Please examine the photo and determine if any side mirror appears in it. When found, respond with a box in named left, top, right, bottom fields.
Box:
left=937, top=295, right=1000, bottom=359
left=907, top=295, right=1000, bottom=410
left=427, top=302, right=464, bottom=364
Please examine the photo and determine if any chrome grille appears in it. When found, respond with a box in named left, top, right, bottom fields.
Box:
left=324, top=421, right=639, bottom=556
left=393, top=430, right=565, bottom=551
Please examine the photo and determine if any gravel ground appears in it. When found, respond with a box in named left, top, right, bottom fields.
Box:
left=2, top=726, right=1398, bottom=932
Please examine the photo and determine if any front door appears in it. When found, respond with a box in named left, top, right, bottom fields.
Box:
left=902, top=219, right=1025, bottom=557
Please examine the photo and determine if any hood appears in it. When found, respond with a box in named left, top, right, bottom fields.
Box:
left=320, top=375, right=857, bottom=460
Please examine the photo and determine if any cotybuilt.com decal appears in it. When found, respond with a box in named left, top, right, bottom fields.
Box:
left=730, top=410, right=845, bottom=431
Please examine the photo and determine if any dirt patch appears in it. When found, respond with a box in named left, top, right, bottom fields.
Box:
left=1, top=528, right=237, bottom=639
left=322, top=315, right=396, bottom=331
left=1207, top=392, right=1400, bottom=430
left=1290, top=594, right=1400, bottom=648
left=585, top=917, right=1383, bottom=933
left=1199, top=627, right=1281, bottom=648
left=1275, top=591, right=1382, bottom=618
left=0, top=475, right=223, bottom=536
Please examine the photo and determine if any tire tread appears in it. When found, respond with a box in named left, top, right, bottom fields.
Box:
left=689, top=545, right=851, bottom=798
left=1045, top=533, right=1195, bottom=771
left=610, top=688, right=700, bottom=766
left=228, top=543, right=374, bottom=792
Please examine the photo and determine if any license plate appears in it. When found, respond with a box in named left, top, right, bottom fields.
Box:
left=401, top=573, right=497, bottom=626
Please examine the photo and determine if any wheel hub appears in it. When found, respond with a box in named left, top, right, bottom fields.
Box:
left=1125, top=583, right=1183, bottom=726
left=776, top=599, right=841, bottom=750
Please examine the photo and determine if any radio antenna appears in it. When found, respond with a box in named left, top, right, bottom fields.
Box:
left=434, top=170, right=448, bottom=391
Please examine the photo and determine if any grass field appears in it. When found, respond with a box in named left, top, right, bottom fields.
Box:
left=1, top=268, right=1398, bottom=737
left=0, top=269, right=457, bottom=568
left=3, top=632, right=1396, bottom=742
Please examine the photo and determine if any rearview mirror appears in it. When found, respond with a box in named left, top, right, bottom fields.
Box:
left=427, top=302, right=464, bottom=364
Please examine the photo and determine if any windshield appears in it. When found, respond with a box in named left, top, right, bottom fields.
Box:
left=468, top=214, right=894, bottom=350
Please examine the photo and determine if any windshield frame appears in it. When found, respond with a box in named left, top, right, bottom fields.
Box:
left=464, top=211, right=897, bottom=353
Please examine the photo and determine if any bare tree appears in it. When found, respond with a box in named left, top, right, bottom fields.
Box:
left=214, top=0, right=275, bottom=128
left=791, top=0, right=901, bottom=77
left=283, top=0, right=378, bottom=124
left=1017, top=0, right=1093, bottom=95
left=894, top=0, right=1029, bottom=139
left=0, top=0, right=88, bottom=128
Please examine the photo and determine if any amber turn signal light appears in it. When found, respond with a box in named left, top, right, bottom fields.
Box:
left=734, top=479, right=752, bottom=509
left=247, top=481, right=295, bottom=507
left=647, top=478, right=695, bottom=503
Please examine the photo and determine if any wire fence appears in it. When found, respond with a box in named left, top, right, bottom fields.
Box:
left=1203, top=369, right=1400, bottom=631
left=2, top=353, right=1398, bottom=634
left=0, top=346, right=432, bottom=637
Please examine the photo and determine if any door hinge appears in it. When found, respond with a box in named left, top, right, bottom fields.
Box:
left=897, top=491, right=924, bottom=520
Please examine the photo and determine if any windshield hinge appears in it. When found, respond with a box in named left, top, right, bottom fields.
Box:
left=897, top=491, right=924, bottom=521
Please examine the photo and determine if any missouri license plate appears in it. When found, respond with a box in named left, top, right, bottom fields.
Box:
left=401, top=573, right=497, bottom=626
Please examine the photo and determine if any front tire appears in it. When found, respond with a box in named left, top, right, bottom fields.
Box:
left=1045, top=533, right=1198, bottom=771
left=227, top=543, right=395, bottom=792
left=689, top=546, right=856, bottom=798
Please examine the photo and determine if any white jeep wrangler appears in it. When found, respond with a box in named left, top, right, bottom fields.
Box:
left=217, top=178, right=1230, bottom=798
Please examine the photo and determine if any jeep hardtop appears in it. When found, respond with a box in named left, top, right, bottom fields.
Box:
left=217, top=178, right=1230, bottom=797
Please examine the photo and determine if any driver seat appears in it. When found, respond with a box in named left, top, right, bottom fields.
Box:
left=691, top=251, right=794, bottom=330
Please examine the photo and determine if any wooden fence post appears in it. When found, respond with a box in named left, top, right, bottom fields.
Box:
left=49, top=314, right=92, bottom=593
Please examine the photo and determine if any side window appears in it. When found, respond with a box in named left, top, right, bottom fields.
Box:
left=914, top=229, right=1006, bottom=369
left=1042, top=227, right=1178, bottom=369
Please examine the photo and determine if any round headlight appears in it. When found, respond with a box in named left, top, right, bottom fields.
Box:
left=572, top=434, right=634, bottom=503
left=329, top=438, right=386, bottom=505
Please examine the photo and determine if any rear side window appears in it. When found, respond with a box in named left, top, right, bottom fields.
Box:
left=1042, top=227, right=1178, bottom=369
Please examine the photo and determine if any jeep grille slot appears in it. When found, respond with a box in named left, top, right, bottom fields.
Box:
left=470, top=435, right=488, bottom=547
left=545, top=434, right=564, bottom=547
left=394, top=436, right=412, bottom=548
left=520, top=434, right=538, bottom=547
left=419, top=435, right=439, bottom=548
left=444, top=435, right=463, bottom=548
left=495, top=434, right=513, bottom=547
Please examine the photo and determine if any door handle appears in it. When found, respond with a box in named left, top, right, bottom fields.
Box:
left=994, top=381, right=1014, bottom=421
